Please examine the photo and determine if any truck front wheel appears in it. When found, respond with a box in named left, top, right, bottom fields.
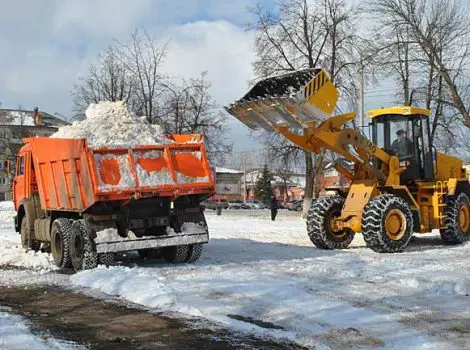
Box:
left=21, top=214, right=41, bottom=252
left=51, top=218, right=73, bottom=268
left=69, top=220, right=98, bottom=271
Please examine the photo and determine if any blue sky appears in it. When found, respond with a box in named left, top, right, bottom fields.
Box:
left=0, top=0, right=397, bottom=159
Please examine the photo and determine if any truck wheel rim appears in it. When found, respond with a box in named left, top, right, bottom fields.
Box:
left=459, top=203, right=470, bottom=233
left=53, top=231, right=63, bottom=257
left=72, top=234, right=84, bottom=260
left=385, top=209, right=406, bottom=241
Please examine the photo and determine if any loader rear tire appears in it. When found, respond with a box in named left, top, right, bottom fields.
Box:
left=186, top=244, right=203, bottom=263
left=362, top=194, right=413, bottom=253
left=307, top=196, right=354, bottom=249
left=162, top=245, right=190, bottom=263
left=69, top=220, right=98, bottom=271
left=440, top=193, right=470, bottom=244
left=21, top=214, right=41, bottom=252
left=51, top=218, right=73, bottom=268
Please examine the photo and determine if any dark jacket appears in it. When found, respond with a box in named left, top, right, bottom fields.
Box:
left=270, top=198, right=279, bottom=210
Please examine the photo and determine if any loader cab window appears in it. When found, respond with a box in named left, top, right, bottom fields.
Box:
left=372, top=114, right=434, bottom=181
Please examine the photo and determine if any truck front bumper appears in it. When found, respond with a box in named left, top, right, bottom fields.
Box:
left=95, top=232, right=209, bottom=253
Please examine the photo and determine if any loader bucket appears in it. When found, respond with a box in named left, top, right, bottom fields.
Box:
left=226, top=68, right=338, bottom=131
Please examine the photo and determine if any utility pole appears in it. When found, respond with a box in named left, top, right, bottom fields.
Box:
left=358, top=55, right=365, bottom=129
left=243, top=157, right=247, bottom=202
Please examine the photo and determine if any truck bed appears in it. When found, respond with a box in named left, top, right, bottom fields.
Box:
left=25, top=136, right=214, bottom=211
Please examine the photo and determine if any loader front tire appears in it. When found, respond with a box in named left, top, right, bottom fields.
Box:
left=51, top=218, right=73, bottom=268
left=307, top=196, right=354, bottom=249
left=69, top=220, right=98, bottom=271
left=440, top=193, right=470, bottom=244
left=362, top=195, right=413, bottom=253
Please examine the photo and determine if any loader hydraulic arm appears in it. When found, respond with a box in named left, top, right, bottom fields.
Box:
left=226, top=68, right=403, bottom=186
left=273, top=112, right=398, bottom=184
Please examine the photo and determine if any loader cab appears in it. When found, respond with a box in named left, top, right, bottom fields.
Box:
left=368, top=106, right=434, bottom=182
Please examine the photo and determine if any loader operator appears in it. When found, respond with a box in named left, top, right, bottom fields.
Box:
left=391, top=129, right=414, bottom=160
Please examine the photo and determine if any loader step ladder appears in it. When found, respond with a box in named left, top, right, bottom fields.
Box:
left=433, top=181, right=448, bottom=228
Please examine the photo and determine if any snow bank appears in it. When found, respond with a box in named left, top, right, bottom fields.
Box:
left=51, top=101, right=170, bottom=147
left=0, top=309, right=81, bottom=349
left=0, top=202, right=56, bottom=272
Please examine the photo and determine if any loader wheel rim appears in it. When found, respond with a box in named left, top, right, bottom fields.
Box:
left=328, top=209, right=346, bottom=239
left=385, top=209, right=407, bottom=241
left=459, top=203, right=470, bottom=233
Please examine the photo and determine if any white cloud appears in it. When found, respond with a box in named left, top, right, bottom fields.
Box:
left=162, top=20, right=255, bottom=104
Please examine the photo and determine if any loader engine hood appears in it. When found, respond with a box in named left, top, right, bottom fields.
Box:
left=226, top=68, right=339, bottom=132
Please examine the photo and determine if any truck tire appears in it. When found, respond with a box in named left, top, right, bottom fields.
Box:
left=98, top=252, right=116, bottom=266
left=21, top=214, right=41, bottom=252
left=362, top=194, right=413, bottom=253
left=306, top=196, right=354, bottom=249
left=69, top=220, right=98, bottom=271
left=51, top=218, right=73, bottom=268
left=440, top=193, right=470, bottom=244
left=162, top=245, right=190, bottom=263
left=186, top=244, right=203, bottom=263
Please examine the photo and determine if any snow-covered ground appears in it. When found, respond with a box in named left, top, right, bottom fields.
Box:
left=1, top=203, right=470, bottom=349
left=0, top=308, right=82, bottom=350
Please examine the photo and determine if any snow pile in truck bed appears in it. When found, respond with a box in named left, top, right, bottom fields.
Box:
left=51, top=101, right=170, bottom=147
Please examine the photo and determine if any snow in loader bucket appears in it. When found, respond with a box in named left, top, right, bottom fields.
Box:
left=226, top=68, right=339, bottom=132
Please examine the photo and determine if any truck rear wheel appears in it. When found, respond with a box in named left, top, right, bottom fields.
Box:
left=186, top=244, right=203, bottom=263
left=69, top=220, right=98, bottom=271
left=51, top=218, right=73, bottom=268
left=98, top=252, right=116, bottom=266
left=162, top=245, right=190, bottom=263
left=440, top=193, right=470, bottom=244
left=362, top=194, right=413, bottom=253
left=306, top=196, right=354, bottom=249
left=21, top=214, right=41, bottom=252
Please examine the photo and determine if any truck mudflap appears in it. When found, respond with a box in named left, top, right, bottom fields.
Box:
left=94, top=224, right=209, bottom=253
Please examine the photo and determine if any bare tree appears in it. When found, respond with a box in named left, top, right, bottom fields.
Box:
left=72, top=45, right=135, bottom=119
left=160, top=72, right=232, bottom=164
left=249, top=0, right=359, bottom=216
left=368, top=0, right=470, bottom=129
left=120, top=29, right=167, bottom=124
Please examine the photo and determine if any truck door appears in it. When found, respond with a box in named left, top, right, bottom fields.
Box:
left=13, top=153, right=26, bottom=209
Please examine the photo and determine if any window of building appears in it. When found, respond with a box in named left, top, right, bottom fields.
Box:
left=0, top=177, right=5, bottom=185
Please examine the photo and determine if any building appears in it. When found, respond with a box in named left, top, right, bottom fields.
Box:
left=243, top=169, right=304, bottom=202
left=0, top=108, right=69, bottom=200
left=214, top=167, right=244, bottom=200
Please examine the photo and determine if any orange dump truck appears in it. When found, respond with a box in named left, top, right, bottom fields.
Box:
left=13, top=135, right=215, bottom=271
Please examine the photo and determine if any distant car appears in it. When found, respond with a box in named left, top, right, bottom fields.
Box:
left=228, top=200, right=244, bottom=209
left=287, top=200, right=303, bottom=211
left=201, top=199, right=229, bottom=210
left=244, top=199, right=266, bottom=209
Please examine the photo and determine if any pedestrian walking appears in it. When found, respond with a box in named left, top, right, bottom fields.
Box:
left=270, top=195, right=279, bottom=221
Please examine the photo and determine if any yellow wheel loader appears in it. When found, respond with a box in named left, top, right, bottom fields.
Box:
left=227, top=68, right=470, bottom=253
